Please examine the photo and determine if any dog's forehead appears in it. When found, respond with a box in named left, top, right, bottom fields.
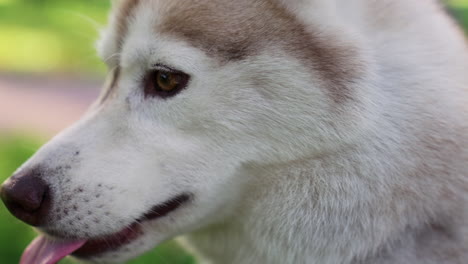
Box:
left=114, top=0, right=286, bottom=61
left=158, top=0, right=287, bottom=62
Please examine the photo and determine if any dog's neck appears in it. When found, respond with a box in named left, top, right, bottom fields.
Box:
left=183, top=151, right=381, bottom=263
left=184, top=123, right=466, bottom=264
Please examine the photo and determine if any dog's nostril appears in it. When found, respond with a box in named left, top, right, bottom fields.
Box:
left=0, top=169, right=50, bottom=226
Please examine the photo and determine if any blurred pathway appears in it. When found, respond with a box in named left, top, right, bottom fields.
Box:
left=0, top=75, right=100, bottom=138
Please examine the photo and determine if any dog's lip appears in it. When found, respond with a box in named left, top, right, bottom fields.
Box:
left=70, top=193, right=191, bottom=258
left=72, top=222, right=142, bottom=257
left=139, top=193, right=191, bottom=221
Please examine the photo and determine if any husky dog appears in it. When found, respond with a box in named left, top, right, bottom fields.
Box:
left=1, top=0, right=467, bottom=263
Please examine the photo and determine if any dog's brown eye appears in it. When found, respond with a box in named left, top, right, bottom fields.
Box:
left=144, top=69, right=189, bottom=98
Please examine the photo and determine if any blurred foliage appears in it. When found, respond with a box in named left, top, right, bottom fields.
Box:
left=448, top=0, right=468, bottom=30
left=0, top=0, right=110, bottom=76
left=0, top=134, right=196, bottom=264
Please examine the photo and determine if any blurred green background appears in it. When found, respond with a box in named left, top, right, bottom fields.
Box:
left=0, top=0, right=467, bottom=263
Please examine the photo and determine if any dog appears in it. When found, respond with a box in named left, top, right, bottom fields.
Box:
left=1, top=0, right=467, bottom=263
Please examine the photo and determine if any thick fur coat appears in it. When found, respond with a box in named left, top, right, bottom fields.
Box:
left=2, top=0, right=468, bottom=263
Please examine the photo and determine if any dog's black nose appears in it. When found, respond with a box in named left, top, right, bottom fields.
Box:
left=0, top=169, right=50, bottom=226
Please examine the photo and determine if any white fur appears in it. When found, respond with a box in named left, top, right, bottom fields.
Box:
left=12, top=0, right=468, bottom=263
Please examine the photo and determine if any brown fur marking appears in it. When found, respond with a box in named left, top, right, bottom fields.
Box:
left=113, top=0, right=367, bottom=103
left=158, top=0, right=367, bottom=103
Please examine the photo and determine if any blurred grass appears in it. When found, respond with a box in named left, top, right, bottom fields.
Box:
left=0, top=133, right=196, bottom=264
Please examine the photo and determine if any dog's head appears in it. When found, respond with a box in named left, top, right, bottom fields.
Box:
left=1, top=0, right=372, bottom=263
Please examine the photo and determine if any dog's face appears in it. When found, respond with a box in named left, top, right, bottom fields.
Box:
left=1, top=0, right=371, bottom=263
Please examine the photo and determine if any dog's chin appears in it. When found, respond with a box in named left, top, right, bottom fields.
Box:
left=71, top=225, right=147, bottom=263
left=72, top=225, right=162, bottom=264
left=71, top=222, right=144, bottom=258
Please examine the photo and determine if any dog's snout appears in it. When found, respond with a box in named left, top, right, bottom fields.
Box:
left=0, top=169, right=50, bottom=226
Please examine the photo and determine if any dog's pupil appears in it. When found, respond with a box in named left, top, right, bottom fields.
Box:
left=157, top=72, right=175, bottom=91
left=159, top=73, right=169, bottom=84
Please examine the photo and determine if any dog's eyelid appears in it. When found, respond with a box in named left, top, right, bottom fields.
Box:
left=150, top=63, right=179, bottom=73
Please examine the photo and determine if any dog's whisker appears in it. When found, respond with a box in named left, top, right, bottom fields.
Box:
left=61, top=10, right=104, bottom=34
left=103, top=52, right=122, bottom=64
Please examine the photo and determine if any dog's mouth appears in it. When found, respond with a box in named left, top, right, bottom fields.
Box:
left=20, top=193, right=191, bottom=264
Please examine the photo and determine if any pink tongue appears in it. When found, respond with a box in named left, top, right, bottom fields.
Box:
left=20, top=235, right=86, bottom=264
